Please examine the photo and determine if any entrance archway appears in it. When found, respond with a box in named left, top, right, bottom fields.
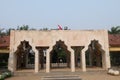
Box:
left=86, top=40, right=104, bottom=68
left=15, top=40, right=35, bottom=70
left=50, top=40, right=71, bottom=69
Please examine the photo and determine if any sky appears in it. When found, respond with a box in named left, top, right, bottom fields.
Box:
left=0, top=0, right=120, bottom=30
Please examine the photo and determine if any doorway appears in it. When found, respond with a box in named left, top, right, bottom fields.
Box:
left=50, top=40, right=71, bottom=69
left=86, top=40, right=104, bottom=68
left=15, top=40, right=35, bottom=70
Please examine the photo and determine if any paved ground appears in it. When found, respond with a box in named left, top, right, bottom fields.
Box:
left=6, top=69, right=120, bottom=80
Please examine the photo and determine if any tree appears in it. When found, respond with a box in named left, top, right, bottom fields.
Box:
left=0, top=28, right=7, bottom=36
left=108, top=26, right=120, bottom=34
left=6, top=28, right=15, bottom=35
left=17, top=25, right=29, bottom=30
left=64, top=26, right=70, bottom=30
left=0, top=28, right=4, bottom=36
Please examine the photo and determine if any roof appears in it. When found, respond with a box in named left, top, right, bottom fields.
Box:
left=108, top=34, right=120, bottom=47
left=0, top=36, right=10, bottom=48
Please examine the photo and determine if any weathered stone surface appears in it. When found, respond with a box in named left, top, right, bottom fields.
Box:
left=8, top=30, right=111, bottom=73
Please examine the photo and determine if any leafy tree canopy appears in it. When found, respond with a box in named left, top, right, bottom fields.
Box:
left=108, top=26, right=120, bottom=34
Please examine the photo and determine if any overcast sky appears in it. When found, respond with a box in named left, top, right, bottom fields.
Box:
left=0, top=0, right=120, bottom=30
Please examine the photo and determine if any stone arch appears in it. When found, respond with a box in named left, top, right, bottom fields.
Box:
left=86, top=39, right=105, bottom=68
left=50, top=40, right=71, bottom=69
left=15, top=40, right=35, bottom=70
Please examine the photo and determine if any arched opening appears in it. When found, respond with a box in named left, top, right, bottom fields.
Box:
left=50, top=40, right=71, bottom=69
left=15, top=40, right=35, bottom=70
left=86, top=40, right=104, bottom=68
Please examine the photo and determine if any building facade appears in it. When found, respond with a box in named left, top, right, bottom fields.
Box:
left=8, top=30, right=111, bottom=73
left=0, top=36, right=10, bottom=68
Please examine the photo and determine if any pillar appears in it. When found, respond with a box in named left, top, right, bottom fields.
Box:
left=35, top=50, right=39, bottom=73
left=81, top=48, right=87, bottom=72
left=103, top=30, right=111, bottom=69
left=46, top=49, right=50, bottom=73
left=69, top=48, right=75, bottom=72
left=103, top=50, right=111, bottom=70
left=8, top=52, right=16, bottom=72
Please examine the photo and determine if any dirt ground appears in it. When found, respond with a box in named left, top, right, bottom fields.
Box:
left=6, top=74, right=120, bottom=80
left=6, top=70, right=120, bottom=80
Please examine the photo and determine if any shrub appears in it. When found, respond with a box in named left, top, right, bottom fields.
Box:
left=0, top=71, right=12, bottom=80
left=0, top=74, right=4, bottom=80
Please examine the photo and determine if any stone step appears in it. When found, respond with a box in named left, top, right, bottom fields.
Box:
left=42, top=76, right=81, bottom=80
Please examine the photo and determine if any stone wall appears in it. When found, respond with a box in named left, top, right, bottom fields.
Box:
left=8, top=30, right=111, bottom=72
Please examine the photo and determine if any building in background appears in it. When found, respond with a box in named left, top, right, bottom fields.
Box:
left=109, top=34, right=120, bottom=67
left=0, top=36, right=10, bottom=68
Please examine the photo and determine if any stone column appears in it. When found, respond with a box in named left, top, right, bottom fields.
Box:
left=71, top=51, right=75, bottom=72
left=8, top=52, right=16, bottom=72
left=46, top=49, right=51, bottom=73
left=69, top=48, right=75, bottom=72
left=81, top=48, right=87, bottom=72
left=103, top=30, right=111, bottom=69
left=103, top=50, right=111, bottom=70
left=35, top=49, right=39, bottom=73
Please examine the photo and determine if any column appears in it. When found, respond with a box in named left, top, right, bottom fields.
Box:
left=103, top=51, right=111, bottom=70
left=103, top=30, right=111, bottom=69
left=81, top=48, right=86, bottom=72
left=70, top=48, right=75, bottom=72
left=35, top=50, right=39, bottom=73
left=46, top=49, right=50, bottom=73
left=8, top=52, right=16, bottom=72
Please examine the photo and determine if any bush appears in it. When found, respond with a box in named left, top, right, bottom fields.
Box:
left=0, top=71, right=12, bottom=80
left=0, top=74, right=4, bottom=80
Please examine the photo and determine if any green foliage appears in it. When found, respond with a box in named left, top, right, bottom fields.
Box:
left=52, top=47, right=67, bottom=63
left=0, top=71, right=12, bottom=80
left=0, top=25, right=37, bottom=36
left=0, top=25, right=70, bottom=36
left=57, top=49, right=66, bottom=59
left=39, top=27, right=50, bottom=30
left=64, top=26, right=70, bottom=30
left=0, top=74, right=4, bottom=80
left=0, top=28, right=6, bottom=36
left=17, top=25, right=29, bottom=30
left=6, top=28, right=15, bottom=35
left=108, top=26, right=120, bottom=34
